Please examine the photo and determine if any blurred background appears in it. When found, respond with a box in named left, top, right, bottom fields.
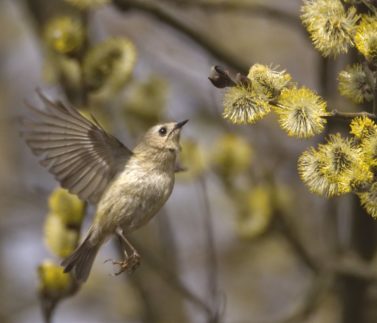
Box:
left=1, top=0, right=377, bottom=322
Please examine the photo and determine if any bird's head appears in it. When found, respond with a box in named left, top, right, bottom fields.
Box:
left=141, top=120, right=188, bottom=152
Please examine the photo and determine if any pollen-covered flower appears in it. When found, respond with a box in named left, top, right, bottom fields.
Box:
left=338, top=64, right=373, bottom=104
left=355, top=15, right=377, bottom=64
left=361, top=135, right=377, bottom=167
left=358, top=183, right=377, bottom=218
left=247, top=64, right=291, bottom=99
left=350, top=116, right=377, bottom=140
left=212, top=134, right=252, bottom=179
left=235, top=185, right=273, bottom=239
left=38, top=260, right=73, bottom=297
left=48, top=188, right=85, bottom=226
left=301, top=0, right=359, bottom=57
left=65, top=0, right=109, bottom=9
left=298, top=147, right=349, bottom=197
left=319, top=134, right=369, bottom=189
left=223, top=85, right=271, bottom=124
left=349, top=161, right=374, bottom=192
left=177, top=139, right=207, bottom=180
left=84, top=37, right=137, bottom=99
left=44, top=212, right=79, bottom=258
left=274, top=87, right=328, bottom=138
left=44, top=16, right=84, bottom=55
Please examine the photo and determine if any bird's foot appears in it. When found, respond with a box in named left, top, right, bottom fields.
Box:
left=105, top=252, right=141, bottom=275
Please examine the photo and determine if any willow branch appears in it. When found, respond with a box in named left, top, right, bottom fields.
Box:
left=328, top=254, right=377, bottom=281
left=158, top=0, right=303, bottom=32
left=274, top=212, right=320, bottom=273
left=129, top=240, right=214, bottom=317
left=112, top=0, right=248, bottom=72
left=279, top=273, right=333, bottom=323
left=324, top=110, right=377, bottom=121
left=198, top=176, right=220, bottom=322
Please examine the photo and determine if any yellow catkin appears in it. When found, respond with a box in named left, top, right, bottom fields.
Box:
left=275, top=87, right=328, bottom=138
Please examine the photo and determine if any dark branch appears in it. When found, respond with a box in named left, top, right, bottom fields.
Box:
left=129, top=240, right=214, bottom=317
left=324, top=110, right=377, bottom=121
left=112, top=0, right=249, bottom=72
left=159, top=0, right=303, bottom=32
left=198, top=176, right=220, bottom=322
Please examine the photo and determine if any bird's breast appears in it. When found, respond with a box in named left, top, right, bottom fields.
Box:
left=95, top=158, right=175, bottom=233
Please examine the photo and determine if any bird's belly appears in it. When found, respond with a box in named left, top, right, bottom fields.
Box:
left=96, top=170, right=174, bottom=234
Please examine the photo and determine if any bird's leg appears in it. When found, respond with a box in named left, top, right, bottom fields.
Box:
left=110, top=227, right=141, bottom=275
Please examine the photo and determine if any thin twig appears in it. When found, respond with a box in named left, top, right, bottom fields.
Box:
left=279, top=273, right=333, bottom=323
left=329, top=255, right=377, bottom=281
left=324, top=110, right=377, bottom=120
left=274, top=212, right=320, bottom=273
left=130, top=240, right=214, bottom=318
left=198, top=176, right=220, bottom=322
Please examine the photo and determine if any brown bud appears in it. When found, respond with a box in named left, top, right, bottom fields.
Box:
left=209, top=65, right=251, bottom=88
left=208, top=65, right=237, bottom=88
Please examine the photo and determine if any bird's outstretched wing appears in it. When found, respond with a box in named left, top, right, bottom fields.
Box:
left=21, top=91, right=132, bottom=204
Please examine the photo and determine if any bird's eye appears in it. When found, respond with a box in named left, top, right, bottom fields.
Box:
left=158, top=127, right=167, bottom=136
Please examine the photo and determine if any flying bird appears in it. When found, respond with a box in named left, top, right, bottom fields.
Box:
left=21, top=91, right=187, bottom=282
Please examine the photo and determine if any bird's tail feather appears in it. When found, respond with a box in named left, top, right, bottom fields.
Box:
left=61, top=231, right=100, bottom=283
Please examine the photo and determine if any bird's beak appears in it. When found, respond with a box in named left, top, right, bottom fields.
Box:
left=174, top=119, right=189, bottom=130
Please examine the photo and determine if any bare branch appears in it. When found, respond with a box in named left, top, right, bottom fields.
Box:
left=198, top=176, right=220, bottom=322
left=112, top=0, right=249, bottom=72
left=158, top=0, right=303, bottom=32
left=129, top=240, right=214, bottom=318
left=324, top=110, right=377, bottom=121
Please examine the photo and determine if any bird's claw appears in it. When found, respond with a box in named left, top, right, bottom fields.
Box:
left=105, top=253, right=141, bottom=275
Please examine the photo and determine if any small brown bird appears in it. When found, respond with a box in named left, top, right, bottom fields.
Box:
left=21, top=92, right=187, bottom=282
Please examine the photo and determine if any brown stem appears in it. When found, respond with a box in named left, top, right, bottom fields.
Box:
left=198, top=176, right=220, bottom=323
left=158, top=0, right=303, bottom=32
left=129, top=240, right=214, bottom=318
left=324, top=110, right=377, bottom=120
left=112, top=0, right=248, bottom=72
left=274, top=212, right=320, bottom=273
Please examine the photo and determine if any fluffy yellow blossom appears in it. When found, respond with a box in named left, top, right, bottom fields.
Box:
left=44, top=16, right=84, bottom=55
left=236, top=185, right=273, bottom=239
left=44, top=213, right=79, bottom=258
left=223, top=85, right=271, bottom=124
left=274, top=87, right=328, bottom=138
left=299, top=134, right=373, bottom=196
left=48, top=188, right=85, bottom=226
left=350, top=116, right=377, bottom=140
left=212, top=134, right=252, bottom=179
left=301, top=0, right=359, bottom=57
left=38, top=260, right=73, bottom=297
left=319, top=134, right=363, bottom=184
left=361, top=135, right=377, bottom=167
left=177, top=139, right=207, bottom=180
left=358, top=183, right=377, bottom=218
left=84, top=37, right=137, bottom=99
left=247, top=64, right=291, bottom=99
left=355, top=15, right=377, bottom=63
left=338, top=64, right=373, bottom=104
left=298, top=147, right=349, bottom=197
left=349, top=161, right=374, bottom=192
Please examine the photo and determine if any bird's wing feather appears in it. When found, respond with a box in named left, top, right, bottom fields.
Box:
left=21, top=91, right=132, bottom=204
